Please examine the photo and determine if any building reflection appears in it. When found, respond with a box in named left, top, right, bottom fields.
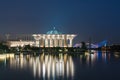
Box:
left=8, top=53, right=74, bottom=79
left=80, top=50, right=111, bottom=67
left=0, top=51, right=119, bottom=79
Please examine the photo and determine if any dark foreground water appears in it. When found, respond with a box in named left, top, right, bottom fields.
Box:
left=0, top=51, right=120, bottom=80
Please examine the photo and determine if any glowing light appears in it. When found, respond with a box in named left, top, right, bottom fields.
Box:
left=7, top=53, right=75, bottom=79
left=38, top=60, right=41, bottom=78
left=43, top=63, right=46, bottom=79
left=0, top=54, right=6, bottom=60
left=66, top=61, right=69, bottom=78
left=33, top=61, right=36, bottom=77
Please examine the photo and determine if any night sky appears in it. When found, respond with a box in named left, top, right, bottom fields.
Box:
left=0, top=0, right=120, bottom=44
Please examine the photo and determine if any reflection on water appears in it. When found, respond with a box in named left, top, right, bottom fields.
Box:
left=0, top=53, right=74, bottom=79
left=80, top=51, right=112, bottom=67
left=0, top=51, right=120, bottom=80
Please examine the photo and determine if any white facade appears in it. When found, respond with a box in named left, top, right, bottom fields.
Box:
left=8, top=40, right=34, bottom=47
left=32, top=34, right=76, bottom=47
left=7, top=28, right=77, bottom=47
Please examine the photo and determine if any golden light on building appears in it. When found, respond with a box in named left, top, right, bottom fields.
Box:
left=8, top=28, right=76, bottom=47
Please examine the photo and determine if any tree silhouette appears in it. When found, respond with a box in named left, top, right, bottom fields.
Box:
left=81, top=42, right=87, bottom=50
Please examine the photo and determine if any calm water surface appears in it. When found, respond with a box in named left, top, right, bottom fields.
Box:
left=0, top=51, right=120, bottom=80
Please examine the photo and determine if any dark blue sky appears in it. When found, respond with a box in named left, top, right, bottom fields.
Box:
left=0, top=0, right=120, bottom=44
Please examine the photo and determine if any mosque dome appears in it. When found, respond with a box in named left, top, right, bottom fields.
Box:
left=46, top=27, right=62, bottom=34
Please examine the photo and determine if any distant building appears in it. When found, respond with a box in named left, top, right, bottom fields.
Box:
left=7, top=28, right=77, bottom=47
left=8, top=40, right=34, bottom=47
left=7, top=34, right=34, bottom=47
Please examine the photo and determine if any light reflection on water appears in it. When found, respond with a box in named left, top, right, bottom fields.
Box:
left=80, top=51, right=111, bottom=67
left=1, top=53, right=74, bottom=79
left=0, top=51, right=120, bottom=80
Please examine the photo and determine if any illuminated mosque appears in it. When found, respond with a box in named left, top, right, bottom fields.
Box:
left=8, top=27, right=77, bottom=47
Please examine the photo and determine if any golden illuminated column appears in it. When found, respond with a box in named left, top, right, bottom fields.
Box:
left=69, top=38, right=73, bottom=47
left=62, top=39, right=64, bottom=47
left=69, top=35, right=76, bottom=47
left=58, top=35, right=62, bottom=47
left=47, top=35, right=50, bottom=47
left=63, top=35, right=67, bottom=47
left=40, top=37, right=43, bottom=47
left=54, top=39, right=56, bottom=47
left=44, top=35, right=48, bottom=47
left=61, top=35, right=64, bottom=47
left=59, top=39, right=63, bottom=47
left=56, top=39, right=58, bottom=47
left=60, top=35, right=63, bottom=47
left=50, top=39, right=53, bottom=47
left=52, top=35, right=55, bottom=47
left=56, top=35, right=60, bottom=47
left=47, top=39, right=49, bottom=47
left=38, top=39, right=41, bottom=47
left=45, top=38, right=48, bottom=47
left=35, top=40, right=38, bottom=47
left=40, top=35, right=45, bottom=47
left=54, top=39, right=57, bottom=47
left=55, top=36, right=58, bottom=47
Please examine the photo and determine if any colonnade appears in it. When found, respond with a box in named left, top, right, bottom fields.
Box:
left=32, top=34, right=76, bottom=47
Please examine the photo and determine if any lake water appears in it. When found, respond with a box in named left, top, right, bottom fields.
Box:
left=0, top=51, right=120, bottom=80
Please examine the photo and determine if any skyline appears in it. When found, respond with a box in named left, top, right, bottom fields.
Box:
left=0, top=0, right=120, bottom=44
